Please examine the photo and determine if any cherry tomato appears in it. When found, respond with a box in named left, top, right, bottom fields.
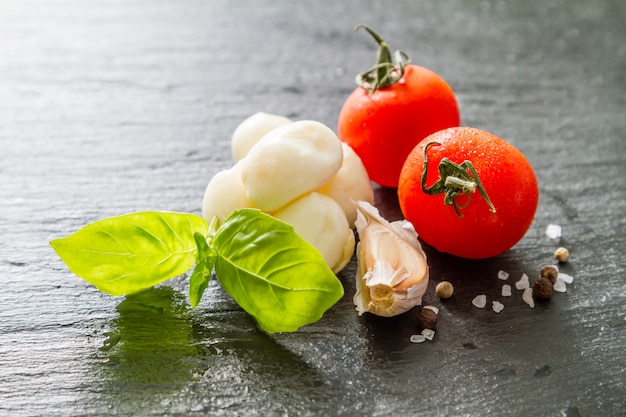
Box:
left=398, top=127, right=539, bottom=259
left=338, top=25, right=460, bottom=188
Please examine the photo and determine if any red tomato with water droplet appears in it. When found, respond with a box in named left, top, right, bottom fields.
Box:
left=337, top=25, right=460, bottom=188
left=338, top=65, right=460, bottom=188
left=398, top=127, right=539, bottom=259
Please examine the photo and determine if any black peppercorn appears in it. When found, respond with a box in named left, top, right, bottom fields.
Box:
left=540, top=265, right=559, bottom=284
left=532, top=277, right=554, bottom=299
left=417, top=306, right=438, bottom=330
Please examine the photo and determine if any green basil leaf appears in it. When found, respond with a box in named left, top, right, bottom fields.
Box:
left=188, top=232, right=215, bottom=308
left=212, top=208, right=344, bottom=334
left=50, top=212, right=208, bottom=296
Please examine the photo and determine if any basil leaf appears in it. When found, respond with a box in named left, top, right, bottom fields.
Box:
left=50, top=212, right=208, bottom=296
left=188, top=232, right=215, bottom=308
left=212, top=208, right=344, bottom=334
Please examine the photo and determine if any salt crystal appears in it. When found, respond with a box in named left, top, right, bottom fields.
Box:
left=554, top=278, right=567, bottom=293
left=522, top=287, right=535, bottom=308
left=546, top=224, right=562, bottom=239
left=502, top=284, right=512, bottom=297
left=421, top=329, right=436, bottom=340
left=515, top=274, right=530, bottom=290
left=559, top=273, right=574, bottom=284
left=497, top=270, right=510, bottom=280
left=410, top=334, right=426, bottom=343
left=492, top=301, right=504, bottom=313
left=423, top=305, right=439, bottom=315
left=472, top=294, right=487, bottom=308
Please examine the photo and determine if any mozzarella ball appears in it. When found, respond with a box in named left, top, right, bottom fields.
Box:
left=318, top=143, right=374, bottom=227
left=274, top=192, right=355, bottom=273
left=231, top=112, right=292, bottom=162
left=202, top=162, right=255, bottom=224
left=240, top=120, right=343, bottom=212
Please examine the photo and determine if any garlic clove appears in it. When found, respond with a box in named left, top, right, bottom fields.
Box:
left=231, top=112, right=292, bottom=162
left=318, top=143, right=374, bottom=228
left=353, top=201, right=429, bottom=317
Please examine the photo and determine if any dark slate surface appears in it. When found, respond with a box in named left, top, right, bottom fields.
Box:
left=1, top=1, right=624, bottom=416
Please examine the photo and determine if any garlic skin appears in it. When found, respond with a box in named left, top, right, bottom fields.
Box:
left=318, top=143, right=374, bottom=228
left=202, top=162, right=255, bottom=224
left=240, top=120, right=343, bottom=211
left=274, top=192, right=355, bottom=274
left=231, top=112, right=292, bottom=162
left=353, top=201, right=429, bottom=317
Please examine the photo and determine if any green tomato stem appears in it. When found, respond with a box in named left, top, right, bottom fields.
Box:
left=421, top=141, right=497, bottom=218
left=354, top=24, right=411, bottom=94
left=444, top=176, right=477, bottom=193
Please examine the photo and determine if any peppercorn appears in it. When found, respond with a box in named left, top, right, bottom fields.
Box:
left=540, top=264, right=559, bottom=285
left=416, top=306, right=438, bottom=330
left=532, top=277, right=554, bottom=299
left=435, top=281, right=454, bottom=299
left=554, top=247, right=569, bottom=262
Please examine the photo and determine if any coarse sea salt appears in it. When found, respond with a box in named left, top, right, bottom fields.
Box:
left=410, top=334, right=426, bottom=343
left=492, top=301, right=504, bottom=313
left=559, top=273, right=574, bottom=284
left=421, top=329, right=436, bottom=340
left=497, top=270, right=510, bottom=280
left=546, top=224, right=562, bottom=239
left=423, top=305, right=439, bottom=315
left=554, top=278, right=567, bottom=293
left=515, top=274, right=530, bottom=290
left=502, top=284, right=512, bottom=297
left=472, top=294, right=487, bottom=308
left=522, top=287, right=535, bottom=308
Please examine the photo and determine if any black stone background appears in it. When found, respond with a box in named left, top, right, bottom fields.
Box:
left=1, top=1, right=624, bottom=416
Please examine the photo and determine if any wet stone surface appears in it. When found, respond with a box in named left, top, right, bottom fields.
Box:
left=1, top=1, right=625, bottom=416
